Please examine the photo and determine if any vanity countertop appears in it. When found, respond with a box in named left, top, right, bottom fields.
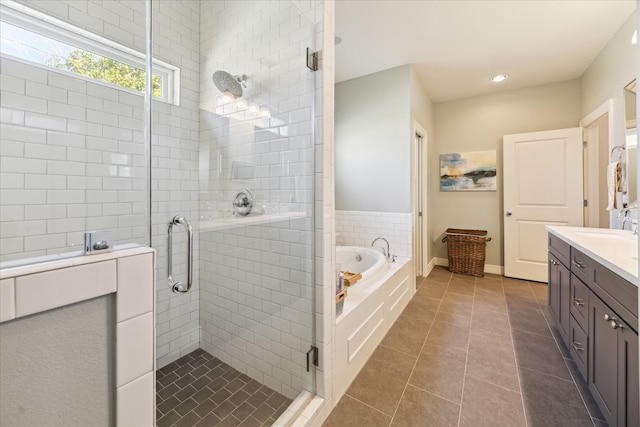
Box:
left=546, top=226, right=638, bottom=286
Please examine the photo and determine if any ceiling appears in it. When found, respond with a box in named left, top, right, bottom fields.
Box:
left=335, top=0, right=636, bottom=103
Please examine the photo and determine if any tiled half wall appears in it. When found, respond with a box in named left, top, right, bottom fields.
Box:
left=335, top=210, right=412, bottom=258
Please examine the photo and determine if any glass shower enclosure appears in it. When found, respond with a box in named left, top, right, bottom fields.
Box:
left=0, top=0, right=318, bottom=424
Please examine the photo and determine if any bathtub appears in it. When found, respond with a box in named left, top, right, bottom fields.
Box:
left=333, top=246, right=415, bottom=401
left=336, top=246, right=387, bottom=280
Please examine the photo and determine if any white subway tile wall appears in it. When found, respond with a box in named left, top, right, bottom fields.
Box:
left=0, top=0, right=149, bottom=261
left=335, top=210, right=412, bottom=258
left=197, top=0, right=318, bottom=399
left=0, top=0, right=201, bottom=367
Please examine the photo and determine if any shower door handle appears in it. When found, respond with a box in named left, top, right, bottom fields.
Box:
left=167, top=215, right=193, bottom=293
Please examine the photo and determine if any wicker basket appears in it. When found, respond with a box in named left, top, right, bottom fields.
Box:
left=442, top=228, right=491, bottom=277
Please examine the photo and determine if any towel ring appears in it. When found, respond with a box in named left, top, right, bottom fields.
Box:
left=610, top=145, right=625, bottom=162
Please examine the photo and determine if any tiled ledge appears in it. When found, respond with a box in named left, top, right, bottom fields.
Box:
left=0, top=247, right=156, bottom=427
left=199, top=211, right=307, bottom=232
left=0, top=244, right=143, bottom=280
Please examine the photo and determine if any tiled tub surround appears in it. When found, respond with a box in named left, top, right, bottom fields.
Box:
left=333, top=258, right=414, bottom=403
left=197, top=0, right=318, bottom=401
left=0, top=247, right=156, bottom=427
left=0, top=0, right=201, bottom=368
left=335, top=211, right=412, bottom=258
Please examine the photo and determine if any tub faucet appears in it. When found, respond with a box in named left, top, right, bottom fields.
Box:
left=371, top=237, right=390, bottom=260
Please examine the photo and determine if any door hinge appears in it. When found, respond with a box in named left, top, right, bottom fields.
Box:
left=306, top=48, right=320, bottom=72
left=582, top=141, right=588, bottom=148
left=306, top=345, right=319, bottom=371
left=418, top=212, right=423, bottom=217
left=583, top=199, right=588, bottom=207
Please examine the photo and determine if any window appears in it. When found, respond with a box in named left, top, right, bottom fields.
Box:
left=0, top=1, right=180, bottom=105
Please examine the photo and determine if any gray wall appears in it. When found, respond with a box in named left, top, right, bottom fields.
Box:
left=581, top=10, right=637, bottom=226
left=0, top=296, right=114, bottom=427
left=581, top=11, right=637, bottom=148
left=432, top=80, right=582, bottom=266
left=410, top=67, right=436, bottom=262
left=335, top=66, right=411, bottom=212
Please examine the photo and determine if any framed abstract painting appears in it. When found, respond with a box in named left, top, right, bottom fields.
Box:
left=440, top=150, right=497, bottom=191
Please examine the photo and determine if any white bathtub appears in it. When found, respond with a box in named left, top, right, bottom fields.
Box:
left=336, top=246, right=387, bottom=280
left=333, top=246, right=414, bottom=401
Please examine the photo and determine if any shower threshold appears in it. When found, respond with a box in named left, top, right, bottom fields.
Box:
left=156, top=349, right=292, bottom=427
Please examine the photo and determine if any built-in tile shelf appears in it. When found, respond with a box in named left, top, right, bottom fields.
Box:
left=199, top=211, right=307, bottom=232
left=0, top=243, right=141, bottom=273
left=0, top=247, right=156, bottom=427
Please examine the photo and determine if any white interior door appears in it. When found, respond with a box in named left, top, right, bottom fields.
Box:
left=503, top=128, right=584, bottom=282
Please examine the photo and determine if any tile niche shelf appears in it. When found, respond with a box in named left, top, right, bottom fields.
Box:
left=199, top=211, right=307, bottom=232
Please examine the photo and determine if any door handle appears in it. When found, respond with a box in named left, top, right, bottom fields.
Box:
left=168, top=215, right=193, bottom=294
left=506, top=211, right=512, bottom=216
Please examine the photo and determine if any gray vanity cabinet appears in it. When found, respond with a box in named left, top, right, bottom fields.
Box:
left=589, top=295, right=639, bottom=427
left=548, top=233, right=639, bottom=427
left=548, top=236, right=571, bottom=345
left=618, top=322, right=638, bottom=427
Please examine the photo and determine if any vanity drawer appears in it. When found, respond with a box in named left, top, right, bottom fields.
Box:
left=549, top=234, right=570, bottom=267
left=569, top=315, right=588, bottom=382
left=570, top=247, right=595, bottom=284
left=570, top=274, right=589, bottom=332
left=592, top=262, right=638, bottom=329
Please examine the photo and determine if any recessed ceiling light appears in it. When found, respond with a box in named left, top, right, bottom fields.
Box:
left=490, top=74, right=508, bottom=83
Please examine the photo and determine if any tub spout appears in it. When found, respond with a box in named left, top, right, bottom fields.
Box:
left=371, top=237, right=390, bottom=260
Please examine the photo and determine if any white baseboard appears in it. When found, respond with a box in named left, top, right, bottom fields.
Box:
left=422, top=257, right=436, bottom=277
left=433, top=257, right=504, bottom=276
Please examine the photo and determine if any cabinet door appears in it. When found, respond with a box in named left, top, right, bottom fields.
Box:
left=617, top=323, right=638, bottom=427
left=589, top=296, right=618, bottom=427
left=548, top=252, right=570, bottom=345
left=558, top=261, right=570, bottom=345
left=548, top=253, right=560, bottom=321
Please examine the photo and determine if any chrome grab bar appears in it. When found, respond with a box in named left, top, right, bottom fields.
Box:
left=167, top=215, right=193, bottom=294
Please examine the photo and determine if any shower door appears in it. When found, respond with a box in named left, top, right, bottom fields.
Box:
left=152, top=0, right=318, bottom=416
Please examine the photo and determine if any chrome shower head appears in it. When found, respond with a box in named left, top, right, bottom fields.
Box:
left=212, top=70, right=247, bottom=98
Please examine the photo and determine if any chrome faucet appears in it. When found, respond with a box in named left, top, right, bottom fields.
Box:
left=619, top=206, right=639, bottom=235
left=371, top=237, right=391, bottom=260
left=621, top=216, right=639, bottom=235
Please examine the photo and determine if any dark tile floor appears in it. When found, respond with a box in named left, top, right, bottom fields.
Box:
left=156, top=349, right=292, bottom=427
left=323, top=267, right=608, bottom=427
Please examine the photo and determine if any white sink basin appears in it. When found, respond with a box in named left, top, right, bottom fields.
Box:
left=574, top=231, right=629, bottom=240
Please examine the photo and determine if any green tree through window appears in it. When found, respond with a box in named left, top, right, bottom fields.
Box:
left=48, top=50, right=161, bottom=97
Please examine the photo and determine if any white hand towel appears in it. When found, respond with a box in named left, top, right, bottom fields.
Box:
left=619, top=162, right=627, bottom=194
left=606, top=162, right=619, bottom=211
